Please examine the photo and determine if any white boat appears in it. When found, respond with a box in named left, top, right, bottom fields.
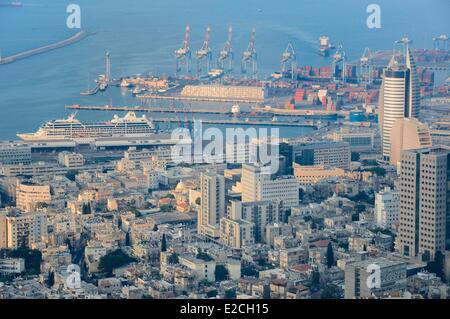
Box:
left=18, top=112, right=155, bottom=143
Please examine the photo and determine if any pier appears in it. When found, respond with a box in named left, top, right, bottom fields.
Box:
left=65, top=104, right=339, bottom=121
left=64, top=105, right=316, bottom=128
left=67, top=104, right=234, bottom=114
left=135, top=93, right=263, bottom=104
left=0, top=30, right=93, bottom=65
left=152, top=118, right=316, bottom=128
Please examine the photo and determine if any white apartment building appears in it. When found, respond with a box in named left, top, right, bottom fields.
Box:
left=16, top=182, right=51, bottom=212
left=58, top=151, right=85, bottom=168
left=241, top=164, right=298, bottom=208
left=374, top=187, right=399, bottom=229
left=0, top=210, right=47, bottom=249
left=198, top=172, right=225, bottom=238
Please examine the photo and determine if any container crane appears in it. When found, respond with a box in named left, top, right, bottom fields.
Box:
left=359, top=47, right=373, bottom=87
left=195, top=25, right=212, bottom=76
left=433, top=34, right=448, bottom=51
left=281, top=42, right=296, bottom=82
left=241, top=27, right=257, bottom=78
left=332, top=44, right=345, bottom=83
left=175, top=25, right=191, bottom=74
left=217, top=25, right=233, bottom=72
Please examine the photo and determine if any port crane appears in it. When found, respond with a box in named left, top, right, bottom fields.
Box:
left=433, top=34, right=448, bottom=51
left=217, top=25, right=233, bottom=72
left=394, top=36, right=412, bottom=57
left=359, top=47, right=373, bottom=87
left=332, top=44, right=346, bottom=83
left=241, top=27, right=258, bottom=78
left=195, top=25, right=212, bottom=76
left=281, top=42, right=296, bottom=82
left=175, top=25, right=191, bottom=74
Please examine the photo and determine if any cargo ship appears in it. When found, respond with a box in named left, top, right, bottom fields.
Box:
left=17, top=112, right=155, bottom=143
left=318, top=36, right=335, bottom=57
left=0, top=1, right=22, bottom=7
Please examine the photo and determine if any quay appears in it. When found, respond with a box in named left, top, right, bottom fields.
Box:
left=135, top=93, right=263, bottom=104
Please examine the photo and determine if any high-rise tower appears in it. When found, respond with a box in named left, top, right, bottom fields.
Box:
left=378, top=46, right=420, bottom=162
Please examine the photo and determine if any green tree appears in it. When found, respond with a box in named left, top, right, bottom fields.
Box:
left=161, top=234, right=167, bottom=252
left=6, top=247, right=42, bottom=275
left=47, top=270, right=55, bottom=287
left=262, top=284, right=271, bottom=299
left=167, top=253, right=179, bottom=265
left=241, top=264, right=258, bottom=278
left=196, top=249, right=213, bottom=261
left=311, top=271, right=320, bottom=288
left=206, top=290, right=218, bottom=298
left=125, top=232, right=131, bottom=246
left=82, top=202, right=91, bottom=215
left=224, top=289, right=236, bottom=299
left=65, top=170, right=78, bottom=181
left=326, top=242, right=334, bottom=268
left=321, top=284, right=342, bottom=299
left=98, top=249, right=137, bottom=277
left=214, top=265, right=229, bottom=282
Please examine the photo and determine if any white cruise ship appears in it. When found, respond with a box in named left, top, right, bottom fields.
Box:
left=18, top=112, right=155, bottom=142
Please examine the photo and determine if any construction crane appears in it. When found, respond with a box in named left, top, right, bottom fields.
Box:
left=359, top=47, right=373, bottom=87
left=217, top=25, right=233, bottom=72
left=241, top=27, right=257, bottom=78
left=281, top=42, right=296, bottom=82
left=195, top=25, right=212, bottom=76
left=175, top=25, right=191, bottom=74
left=433, top=34, right=449, bottom=51
left=332, top=44, right=345, bottom=83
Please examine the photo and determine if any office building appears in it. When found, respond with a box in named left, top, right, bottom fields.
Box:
left=378, top=47, right=420, bottom=162
left=397, top=148, right=450, bottom=261
left=330, top=129, right=375, bottom=152
left=241, top=164, right=298, bottom=208
left=292, top=141, right=351, bottom=170
left=390, top=118, right=432, bottom=166
left=344, top=257, right=407, bottom=299
left=197, top=172, right=225, bottom=238
left=0, top=142, right=31, bottom=165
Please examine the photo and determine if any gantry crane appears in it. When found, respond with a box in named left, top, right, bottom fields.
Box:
left=433, top=34, right=448, bottom=51
left=175, top=25, right=191, bottom=74
left=332, top=44, right=345, bottom=83
left=217, top=25, right=233, bottom=72
left=195, top=25, right=212, bottom=76
left=281, top=42, right=296, bottom=82
left=395, top=36, right=412, bottom=57
left=241, top=27, right=257, bottom=78
left=359, top=47, right=373, bottom=87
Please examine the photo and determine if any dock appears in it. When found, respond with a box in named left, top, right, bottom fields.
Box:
left=64, top=104, right=316, bottom=128
left=67, top=104, right=234, bottom=114
left=0, top=30, right=93, bottom=65
left=136, top=93, right=263, bottom=104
